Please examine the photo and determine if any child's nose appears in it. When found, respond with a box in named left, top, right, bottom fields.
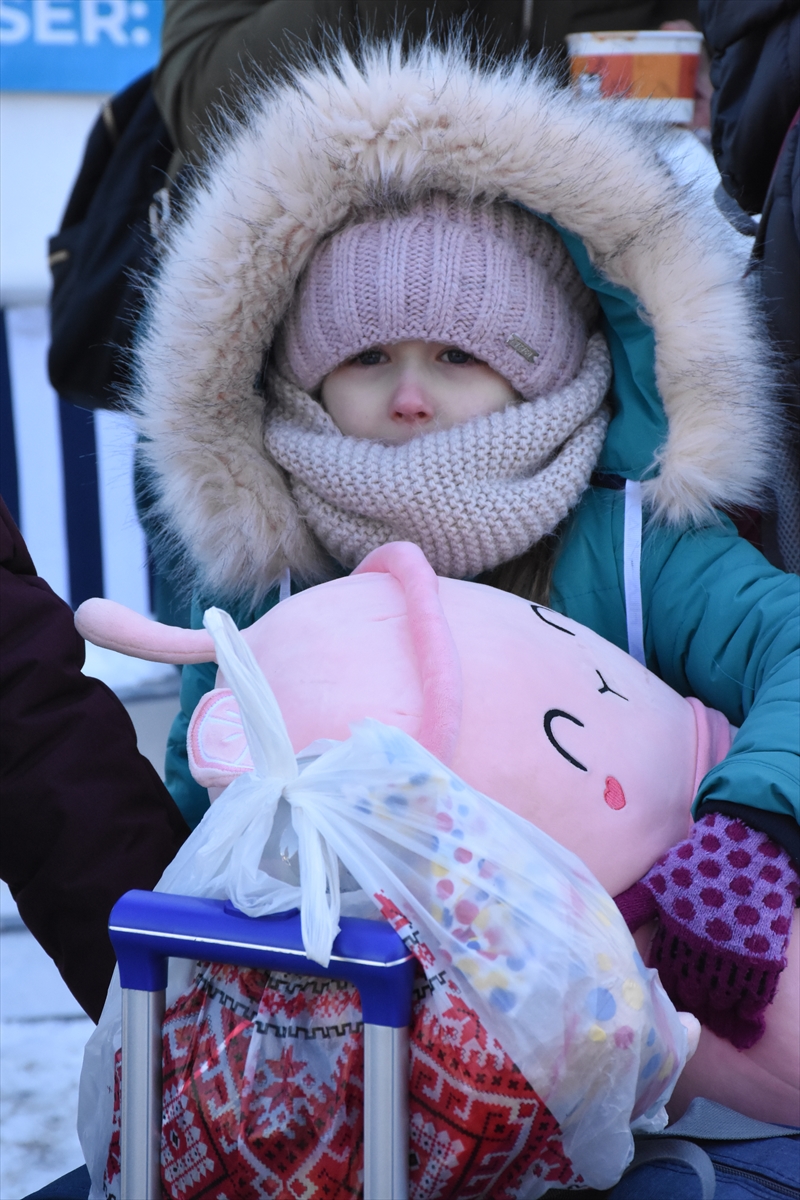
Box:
left=389, top=378, right=435, bottom=425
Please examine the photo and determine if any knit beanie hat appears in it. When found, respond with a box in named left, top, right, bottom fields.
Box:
left=276, top=193, right=598, bottom=400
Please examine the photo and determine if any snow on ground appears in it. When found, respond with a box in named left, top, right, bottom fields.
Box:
left=0, top=1022, right=91, bottom=1198
left=0, top=881, right=90, bottom=1199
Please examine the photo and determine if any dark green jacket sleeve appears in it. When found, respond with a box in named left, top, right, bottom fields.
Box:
left=155, top=0, right=700, bottom=172
left=643, top=518, right=799, bottom=840
left=155, top=0, right=352, bottom=169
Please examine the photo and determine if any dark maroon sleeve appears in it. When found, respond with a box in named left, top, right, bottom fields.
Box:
left=0, top=495, right=189, bottom=1021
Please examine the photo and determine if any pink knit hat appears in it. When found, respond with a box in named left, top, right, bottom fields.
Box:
left=276, top=193, right=598, bottom=400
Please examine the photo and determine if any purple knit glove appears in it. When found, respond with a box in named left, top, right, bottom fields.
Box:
left=615, top=814, right=799, bottom=1049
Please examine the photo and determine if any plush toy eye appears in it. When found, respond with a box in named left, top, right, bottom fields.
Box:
left=543, top=709, right=587, bottom=771
left=530, top=604, right=574, bottom=636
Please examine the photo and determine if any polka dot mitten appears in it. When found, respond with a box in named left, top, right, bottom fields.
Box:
left=615, top=814, right=799, bottom=1049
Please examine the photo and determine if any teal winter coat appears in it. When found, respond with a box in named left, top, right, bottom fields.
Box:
left=128, top=44, right=798, bottom=859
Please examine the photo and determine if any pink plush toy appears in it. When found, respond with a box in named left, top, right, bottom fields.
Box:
left=76, top=541, right=798, bottom=1125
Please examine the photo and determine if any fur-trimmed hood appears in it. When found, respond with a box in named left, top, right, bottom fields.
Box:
left=133, top=40, right=778, bottom=603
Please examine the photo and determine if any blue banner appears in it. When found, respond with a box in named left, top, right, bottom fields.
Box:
left=0, top=0, right=163, bottom=92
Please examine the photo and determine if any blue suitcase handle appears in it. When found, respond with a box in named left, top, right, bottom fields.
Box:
left=108, top=890, right=415, bottom=1200
left=110, top=889, right=417, bottom=1026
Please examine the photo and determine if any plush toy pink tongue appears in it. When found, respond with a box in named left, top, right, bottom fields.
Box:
left=353, top=542, right=463, bottom=764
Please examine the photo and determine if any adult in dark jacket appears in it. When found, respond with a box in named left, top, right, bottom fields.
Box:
left=154, top=0, right=700, bottom=178
left=700, top=0, right=800, bottom=573
left=0, top=496, right=189, bottom=1022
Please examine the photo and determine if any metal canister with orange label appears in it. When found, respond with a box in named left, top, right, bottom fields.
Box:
left=566, top=29, right=703, bottom=125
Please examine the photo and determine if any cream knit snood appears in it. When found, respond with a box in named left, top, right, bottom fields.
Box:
left=265, top=332, right=612, bottom=578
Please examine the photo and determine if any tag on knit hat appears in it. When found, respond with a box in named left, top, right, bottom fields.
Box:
left=506, top=334, right=540, bottom=362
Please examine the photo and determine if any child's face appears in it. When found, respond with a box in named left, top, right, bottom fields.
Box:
left=320, top=340, right=518, bottom=444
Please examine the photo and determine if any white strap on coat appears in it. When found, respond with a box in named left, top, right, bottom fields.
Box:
left=278, top=567, right=291, bottom=602
left=623, top=480, right=646, bottom=666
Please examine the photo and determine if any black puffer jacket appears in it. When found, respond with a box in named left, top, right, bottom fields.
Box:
left=700, top=0, right=800, bottom=573
left=0, top=497, right=189, bottom=1020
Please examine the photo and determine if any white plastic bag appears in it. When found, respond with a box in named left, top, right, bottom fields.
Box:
left=80, top=608, right=688, bottom=1196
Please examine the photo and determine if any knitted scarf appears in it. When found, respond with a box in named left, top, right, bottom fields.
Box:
left=265, top=332, right=612, bottom=578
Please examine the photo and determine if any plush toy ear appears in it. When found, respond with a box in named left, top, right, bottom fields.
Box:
left=75, top=597, right=216, bottom=665
left=353, top=541, right=462, bottom=765
left=187, top=687, right=253, bottom=788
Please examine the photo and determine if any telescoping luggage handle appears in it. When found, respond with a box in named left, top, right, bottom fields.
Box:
left=109, top=890, right=418, bottom=1200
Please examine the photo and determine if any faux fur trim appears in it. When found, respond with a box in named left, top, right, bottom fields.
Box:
left=133, top=40, right=779, bottom=602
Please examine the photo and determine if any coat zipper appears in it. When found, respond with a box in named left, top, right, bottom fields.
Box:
left=715, top=1159, right=800, bottom=1197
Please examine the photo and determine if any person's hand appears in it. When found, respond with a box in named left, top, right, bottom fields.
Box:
left=660, top=19, right=712, bottom=132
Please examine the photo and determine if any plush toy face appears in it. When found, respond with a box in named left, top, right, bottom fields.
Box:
left=190, top=570, right=707, bottom=897
left=444, top=579, right=698, bottom=895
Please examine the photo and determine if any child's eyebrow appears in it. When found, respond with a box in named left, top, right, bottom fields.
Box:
left=596, top=670, right=628, bottom=701
left=530, top=603, right=574, bottom=635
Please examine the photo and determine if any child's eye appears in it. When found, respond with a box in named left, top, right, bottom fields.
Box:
left=440, top=348, right=476, bottom=365
left=351, top=348, right=387, bottom=366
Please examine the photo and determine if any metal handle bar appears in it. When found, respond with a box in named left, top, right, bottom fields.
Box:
left=110, top=890, right=416, bottom=1200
